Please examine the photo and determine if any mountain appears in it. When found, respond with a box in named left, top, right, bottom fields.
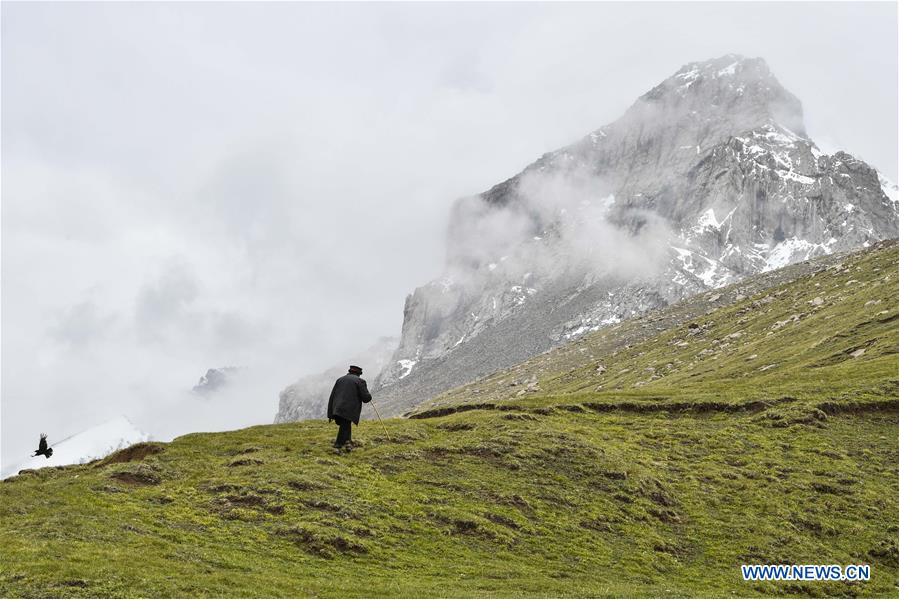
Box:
left=276, top=54, right=898, bottom=422
left=370, top=55, right=899, bottom=415
left=3, top=241, right=897, bottom=597
left=193, top=366, right=244, bottom=396
left=2, top=416, right=149, bottom=479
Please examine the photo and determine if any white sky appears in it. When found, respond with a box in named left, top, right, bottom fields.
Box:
left=2, top=2, right=896, bottom=473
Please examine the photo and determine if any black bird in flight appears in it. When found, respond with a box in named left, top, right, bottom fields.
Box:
left=33, top=433, right=53, bottom=459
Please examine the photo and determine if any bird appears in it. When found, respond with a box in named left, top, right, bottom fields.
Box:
left=33, top=434, right=53, bottom=459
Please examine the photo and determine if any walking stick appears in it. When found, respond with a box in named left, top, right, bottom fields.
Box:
left=370, top=401, right=392, bottom=442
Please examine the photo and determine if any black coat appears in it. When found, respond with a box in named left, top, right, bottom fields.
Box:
left=327, top=374, right=372, bottom=424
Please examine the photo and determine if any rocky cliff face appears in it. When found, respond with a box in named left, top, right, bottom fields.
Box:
left=275, top=54, right=898, bottom=422
left=192, top=367, right=243, bottom=396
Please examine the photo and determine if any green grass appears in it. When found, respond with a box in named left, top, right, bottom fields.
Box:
left=2, top=240, right=898, bottom=598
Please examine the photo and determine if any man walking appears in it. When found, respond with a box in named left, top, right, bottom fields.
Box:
left=327, top=365, right=372, bottom=452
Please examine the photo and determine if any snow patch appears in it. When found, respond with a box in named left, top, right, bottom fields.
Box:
left=763, top=237, right=833, bottom=272
left=676, top=67, right=700, bottom=82
left=397, top=359, right=417, bottom=380
left=563, top=313, right=623, bottom=340
left=675, top=67, right=700, bottom=92
left=589, top=130, right=607, bottom=144
left=695, top=206, right=737, bottom=232
left=878, top=172, right=898, bottom=204
left=779, top=171, right=816, bottom=185
left=717, top=61, right=739, bottom=77
left=671, top=245, right=734, bottom=288
left=697, top=208, right=722, bottom=230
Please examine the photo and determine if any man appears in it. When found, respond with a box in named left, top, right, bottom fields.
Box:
left=326, top=365, right=372, bottom=452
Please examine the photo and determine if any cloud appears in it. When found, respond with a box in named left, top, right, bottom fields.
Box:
left=48, top=301, right=117, bottom=349
left=446, top=166, right=673, bottom=289
left=134, top=260, right=201, bottom=343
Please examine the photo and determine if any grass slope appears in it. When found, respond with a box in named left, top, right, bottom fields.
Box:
left=2, top=241, right=898, bottom=598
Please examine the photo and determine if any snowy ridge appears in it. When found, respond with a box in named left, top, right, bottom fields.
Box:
left=2, top=416, right=149, bottom=479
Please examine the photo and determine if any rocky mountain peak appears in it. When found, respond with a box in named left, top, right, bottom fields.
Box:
left=639, top=54, right=805, bottom=137
left=477, top=55, right=808, bottom=217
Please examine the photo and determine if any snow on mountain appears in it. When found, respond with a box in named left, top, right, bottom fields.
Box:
left=2, top=416, right=149, bottom=479
left=881, top=173, right=899, bottom=204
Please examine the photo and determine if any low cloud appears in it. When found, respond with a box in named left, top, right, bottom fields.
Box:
left=134, top=260, right=201, bottom=344
left=447, top=166, right=674, bottom=288
left=48, top=301, right=117, bottom=349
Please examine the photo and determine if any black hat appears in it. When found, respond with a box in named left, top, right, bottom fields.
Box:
left=348, top=365, right=363, bottom=375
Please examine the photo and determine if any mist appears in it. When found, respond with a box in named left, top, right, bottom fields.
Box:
left=447, top=167, right=674, bottom=290
left=2, top=2, right=896, bottom=475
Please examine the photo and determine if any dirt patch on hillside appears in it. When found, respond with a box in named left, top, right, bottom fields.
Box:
left=108, top=464, right=161, bottom=486
left=274, top=526, right=367, bottom=557
left=97, top=443, right=165, bottom=466
left=227, top=458, right=264, bottom=467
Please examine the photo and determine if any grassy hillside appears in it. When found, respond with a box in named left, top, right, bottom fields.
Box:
left=2, top=240, right=897, bottom=598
